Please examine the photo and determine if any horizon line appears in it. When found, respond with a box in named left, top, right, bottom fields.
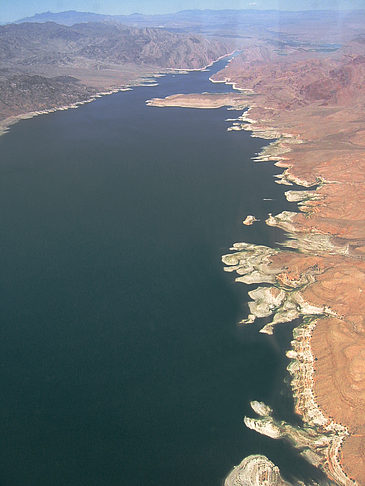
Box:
left=6, top=6, right=364, bottom=23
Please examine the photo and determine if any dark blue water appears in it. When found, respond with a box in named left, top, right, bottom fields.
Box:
left=0, top=58, right=326, bottom=485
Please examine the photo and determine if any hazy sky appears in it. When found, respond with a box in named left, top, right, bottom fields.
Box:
left=1, top=0, right=364, bottom=22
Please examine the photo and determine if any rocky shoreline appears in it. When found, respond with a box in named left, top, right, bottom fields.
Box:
left=146, top=40, right=365, bottom=484
left=144, top=87, right=348, bottom=483
left=0, top=68, right=178, bottom=138
left=145, top=88, right=343, bottom=483
left=222, top=239, right=351, bottom=485
left=221, top=120, right=362, bottom=484
left=0, top=86, right=132, bottom=137
left=4, top=39, right=363, bottom=484
left=0, top=52, right=237, bottom=139
left=211, top=38, right=365, bottom=484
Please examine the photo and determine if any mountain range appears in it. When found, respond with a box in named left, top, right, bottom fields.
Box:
left=0, top=20, right=231, bottom=131
left=13, top=8, right=365, bottom=40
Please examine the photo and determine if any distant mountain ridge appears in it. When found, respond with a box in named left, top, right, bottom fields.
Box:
left=16, top=10, right=114, bottom=26
left=13, top=9, right=365, bottom=39
left=0, top=21, right=229, bottom=68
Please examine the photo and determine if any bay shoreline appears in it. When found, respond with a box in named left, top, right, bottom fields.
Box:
left=0, top=51, right=237, bottom=139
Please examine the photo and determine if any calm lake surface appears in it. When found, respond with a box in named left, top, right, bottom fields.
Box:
left=0, top=58, right=326, bottom=485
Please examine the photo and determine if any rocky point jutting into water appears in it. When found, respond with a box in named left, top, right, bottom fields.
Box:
left=146, top=32, right=365, bottom=486
left=217, top=39, right=365, bottom=485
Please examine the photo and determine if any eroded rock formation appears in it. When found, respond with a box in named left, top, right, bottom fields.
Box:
left=216, top=40, right=365, bottom=485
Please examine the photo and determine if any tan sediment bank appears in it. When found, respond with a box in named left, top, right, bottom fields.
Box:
left=146, top=92, right=250, bottom=109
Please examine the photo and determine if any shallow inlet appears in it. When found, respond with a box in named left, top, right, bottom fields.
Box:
left=0, top=58, right=325, bottom=485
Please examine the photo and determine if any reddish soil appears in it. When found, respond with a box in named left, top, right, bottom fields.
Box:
left=212, top=39, right=365, bottom=484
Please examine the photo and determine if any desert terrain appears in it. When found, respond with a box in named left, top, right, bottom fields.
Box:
left=0, top=21, right=231, bottom=134
left=2, top=8, right=365, bottom=484
left=216, top=29, right=365, bottom=486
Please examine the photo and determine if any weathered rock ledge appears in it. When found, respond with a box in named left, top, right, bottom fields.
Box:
left=224, top=454, right=290, bottom=486
left=222, top=233, right=355, bottom=485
